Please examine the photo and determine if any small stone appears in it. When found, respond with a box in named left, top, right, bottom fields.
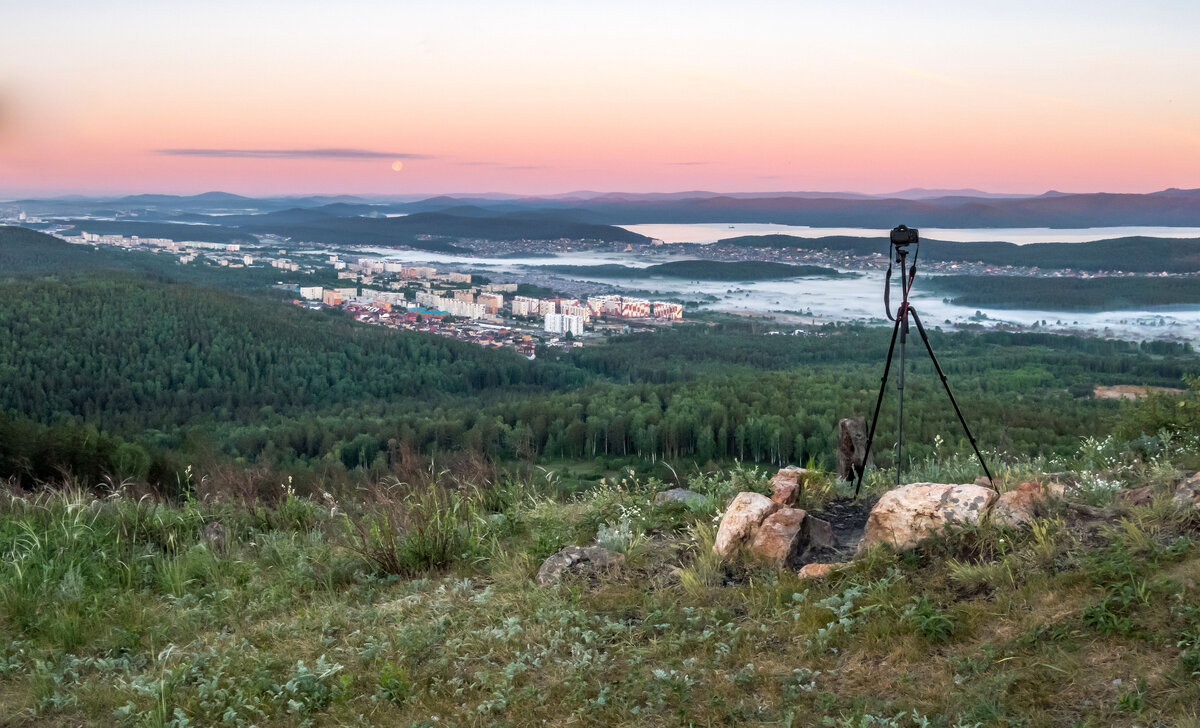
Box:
left=749, top=508, right=807, bottom=565
left=655, top=488, right=706, bottom=508
left=771, top=467, right=808, bottom=506
left=713, top=492, right=780, bottom=558
left=805, top=516, right=837, bottom=550
left=1172, top=477, right=1200, bottom=513
left=536, top=546, right=625, bottom=586
left=798, top=562, right=843, bottom=579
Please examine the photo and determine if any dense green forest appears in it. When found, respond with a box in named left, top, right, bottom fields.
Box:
left=0, top=275, right=1195, bottom=488
left=3, top=224, right=1198, bottom=490
left=541, top=260, right=846, bottom=280
left=721, top=234, right=1200, bottom=273
left=928, top=274, right=1200, bottom=310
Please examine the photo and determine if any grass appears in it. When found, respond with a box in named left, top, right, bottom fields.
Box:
left=1, top=450, right=1199, bottom=726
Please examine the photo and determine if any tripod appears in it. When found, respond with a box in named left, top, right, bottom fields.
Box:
left=853, top=227, right=993, bottom=496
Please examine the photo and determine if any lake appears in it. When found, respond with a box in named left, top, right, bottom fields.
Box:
left=352, top=244, right=1200, bottom=344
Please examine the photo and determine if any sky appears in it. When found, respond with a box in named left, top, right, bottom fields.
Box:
left=2, top=0, right=1199, bottom=197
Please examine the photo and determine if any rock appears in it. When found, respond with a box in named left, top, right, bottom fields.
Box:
left=798, top=562, right=843, bottom=580
left=856, top=483, right=998, bottom=555
left=713, top=492, right=780, bottom=558
left=836, top=417, right=872, bottom=481
left=805, top=515, right=837, bottom=550
left=1067, top=501, right=1114, bottom=520
left=536, top=546, right=625, bottom=586
left=771, top=467, right=809, bottom=506
left=655, top=488, right=706, bottom=508
left=1173, top=477, right=1200, bottom=513
left=1115, top=485, right=1155, bottom=508
left=201, top=521, right=226, bottom=546
left=749, top=508, right=808, bottom=565
left=992, top=481, right=1057, bottom=527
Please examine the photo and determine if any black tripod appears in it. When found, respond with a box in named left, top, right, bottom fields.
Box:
left=853, top=225, right=993, bottom=496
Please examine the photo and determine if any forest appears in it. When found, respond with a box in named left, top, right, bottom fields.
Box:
left=3, top=224, right=1198, bottom=491
left=0, top=274, right=1195, bottom=489
left=928, top=274, right=1200, bottom=310
left=540, top=260, right=845, bottom=280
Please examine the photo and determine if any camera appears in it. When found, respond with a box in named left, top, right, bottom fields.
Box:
left=890, top=224, right=919, bottom=247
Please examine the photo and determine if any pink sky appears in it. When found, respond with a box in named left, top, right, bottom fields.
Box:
left=3, top=1, right=1199, bottom=197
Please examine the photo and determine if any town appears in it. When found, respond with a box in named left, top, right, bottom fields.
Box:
left=55, top=229, right=686, bottom=357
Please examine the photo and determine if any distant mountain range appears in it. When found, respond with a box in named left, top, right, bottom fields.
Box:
left=9, top=188, right=1200, bottom=244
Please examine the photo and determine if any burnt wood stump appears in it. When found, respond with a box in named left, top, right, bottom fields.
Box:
left=836, top=417, right=872, bottom=481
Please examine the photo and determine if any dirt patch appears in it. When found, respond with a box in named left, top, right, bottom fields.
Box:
left=807, top=496, right=876, bottom=559
left=1093, top=384, right=1185, bottom=400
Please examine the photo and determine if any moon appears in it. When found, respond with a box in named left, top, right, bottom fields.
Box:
left=391, top=160, right=404, bottom=172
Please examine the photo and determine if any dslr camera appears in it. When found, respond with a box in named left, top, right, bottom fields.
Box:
left=890, top=224, right=919, bottom=247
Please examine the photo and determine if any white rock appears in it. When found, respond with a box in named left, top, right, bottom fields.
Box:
left=713, top=492, right=780, bottom=558
left=856, top=483, right=998, bottom=555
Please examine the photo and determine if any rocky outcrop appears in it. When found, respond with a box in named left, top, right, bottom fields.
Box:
left=713, top=492, right=780, bottom=557
left=856, top=483, right=997, bottom=555
left=749, top=508, right=808, bottom=565
left=655, top=488, right=706, bottom=508
left=836, top=417, right=872, bottom=481
left=771, top=467, right=810, bottom=506
left=992, top=481, right=1059, bottom=527
left=537, top=546, right=625, bottom=585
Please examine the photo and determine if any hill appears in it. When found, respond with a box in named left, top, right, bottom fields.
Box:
left=56, top=220, right=257, bottom=244
left=244, top=211, right=650, bottom=249
left=542, top=260, right=847, bottom=280
left=720, top=234, right=1200, bottom=273
left=2, top=447, right=1199, bottom=725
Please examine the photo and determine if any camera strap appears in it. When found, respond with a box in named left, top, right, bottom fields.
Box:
left=884, top=240, right=919, bottom=321
left=884, top=255, right=895, bottom=321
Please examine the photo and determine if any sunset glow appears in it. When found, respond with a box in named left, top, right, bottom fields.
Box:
left=3, top=1, right=1199, bottom=197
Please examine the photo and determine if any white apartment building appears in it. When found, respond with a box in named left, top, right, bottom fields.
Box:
left=544, top=313, right=584, bottom=337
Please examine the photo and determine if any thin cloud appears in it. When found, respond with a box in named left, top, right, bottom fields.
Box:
left=667, top=161, right=710, bottom=166
left=452, top=161, right=547, bottom=170
left=156, top=148, right=437, bottom=160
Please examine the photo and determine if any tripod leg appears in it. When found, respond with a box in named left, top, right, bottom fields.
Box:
left=855, top=315, right=903, bottom=497
left=897, top=308, right=907, bottom=486
left=908, top=309, right=995, bottom=487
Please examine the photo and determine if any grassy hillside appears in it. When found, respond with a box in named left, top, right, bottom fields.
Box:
left=2, top=448, right=1199, bottom=726
left=0, top=226, right=338, bottom=292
